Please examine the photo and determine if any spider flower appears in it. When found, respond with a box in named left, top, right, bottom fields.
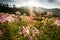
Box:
left=54, top=19, right=60, bottom=26
left=22, top=26, right=30, bottom=37
left=6, top=16, right=15, bottom=23
left=33, top=28, right=40, bottom=35
left=0, top=16, right=5, bottom=23
left=29, top=36, right=33, bottom=40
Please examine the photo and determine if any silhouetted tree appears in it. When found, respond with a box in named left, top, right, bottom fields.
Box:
left=13, top=5, right=16, bottom=8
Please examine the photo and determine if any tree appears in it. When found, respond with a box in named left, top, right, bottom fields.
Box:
left=13, top=5, right=16, bottom=8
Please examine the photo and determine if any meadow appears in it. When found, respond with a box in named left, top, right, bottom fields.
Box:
left=0, top=12, right=60, bottom=40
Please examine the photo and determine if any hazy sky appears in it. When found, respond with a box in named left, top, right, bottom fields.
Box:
left=0, top=0, right=60, bottom=8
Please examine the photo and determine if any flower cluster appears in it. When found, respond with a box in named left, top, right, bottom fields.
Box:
left=54, top=19, right=60, bottom=26
left=33, top=28, right=40, bottom=35
left=0, top=12, right=60, bottom=40
left=28, top=16, right=34, bottom=21
left=17, top=26, right=40, bottom=40
left=6, top=16, right=15, bottom=23
left=18, top=26, right=40, bottom=37
left=0, top=16, right=5, bottom=23
left=0, top=13, right=15, bottom=23
left=15, top=11, right=20, bottom=15
left=22, top=26, right=30, bottom=37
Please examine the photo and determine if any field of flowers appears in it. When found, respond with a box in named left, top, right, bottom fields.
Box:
left=0, top=12, right=60, bottom=40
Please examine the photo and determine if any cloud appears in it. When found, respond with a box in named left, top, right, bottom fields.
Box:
left=0, top=0, right=60, bottom=8
left=54, top=0, right=60, bottom=4
left=0, top=0, right=12, bottom=2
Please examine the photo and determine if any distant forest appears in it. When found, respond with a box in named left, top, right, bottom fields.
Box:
left=0, top=3, right=29, bottom=14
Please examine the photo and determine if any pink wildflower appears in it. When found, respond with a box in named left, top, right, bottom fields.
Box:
left=22, top=26, right=30, bottom=37
left=0, top=30, right=3, bottom=35
left=15, top=11, right=20, bottom=15
left=54, top=19, right=60, bottom=26
left=6, top=16, right=14, bottom=23
left=0, top=16, right=5, bottom=23
left=33, top=28, right=40, bottom=35
left=28, top=16, right=34, bottom=21
left=47, top=12, right=53, bottom=16
left=29, top=36, right=33, bottom=40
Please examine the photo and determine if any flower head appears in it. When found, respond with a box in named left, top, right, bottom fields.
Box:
left=15, top=11, right=20, bottom=15
left=22, top=26, right=30, bottom=37
left=54, top=19, right=60, bottom=26
left=6, top=16, right=15, bottom=23
left=33, top=28, right=40, bottom=35
left=0, top=16, right=5, bottom=23
left=28, top=16, right=34, bottom=21
left=29, top=36, right=33, bottom=40
left=0, top=30, right=3, bottom=35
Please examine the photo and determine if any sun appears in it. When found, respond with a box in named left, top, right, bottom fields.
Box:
left=25, top=0, right=40, bottom=7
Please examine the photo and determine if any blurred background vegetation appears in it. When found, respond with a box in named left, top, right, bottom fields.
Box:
left=0, top=3, right=60, bottom=17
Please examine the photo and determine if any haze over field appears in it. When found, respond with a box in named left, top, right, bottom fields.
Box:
left=0, top=0, right=60, bottom=8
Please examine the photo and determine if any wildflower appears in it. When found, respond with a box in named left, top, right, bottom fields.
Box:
left=33, top=28, right=40, bottom=35
left=15, top=11, right=20, bottom=15
left=32, top=34, right=35, bottom=37
left=47, top=12, right=53, bottom=16
left=23, top=13, right=26, bottom=16
left=6, top=16, right=14, bottom=23
left=22, top=26, right=30, bottom=37
left=19, top=15, right=23, bottom=18
left=29, top=36, right=33, bottom=40
left=0, top=30, right=3, bottom=35
left=28, top=16, right=34, bottom=21
left=18, top=32, right=22, bottom=35
left=0, top=16, right=5, bottom=23
left=54, top=19, right=60, bottom=26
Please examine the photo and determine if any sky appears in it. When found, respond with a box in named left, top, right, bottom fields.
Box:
left=0, top=0, right=60, bottom=8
